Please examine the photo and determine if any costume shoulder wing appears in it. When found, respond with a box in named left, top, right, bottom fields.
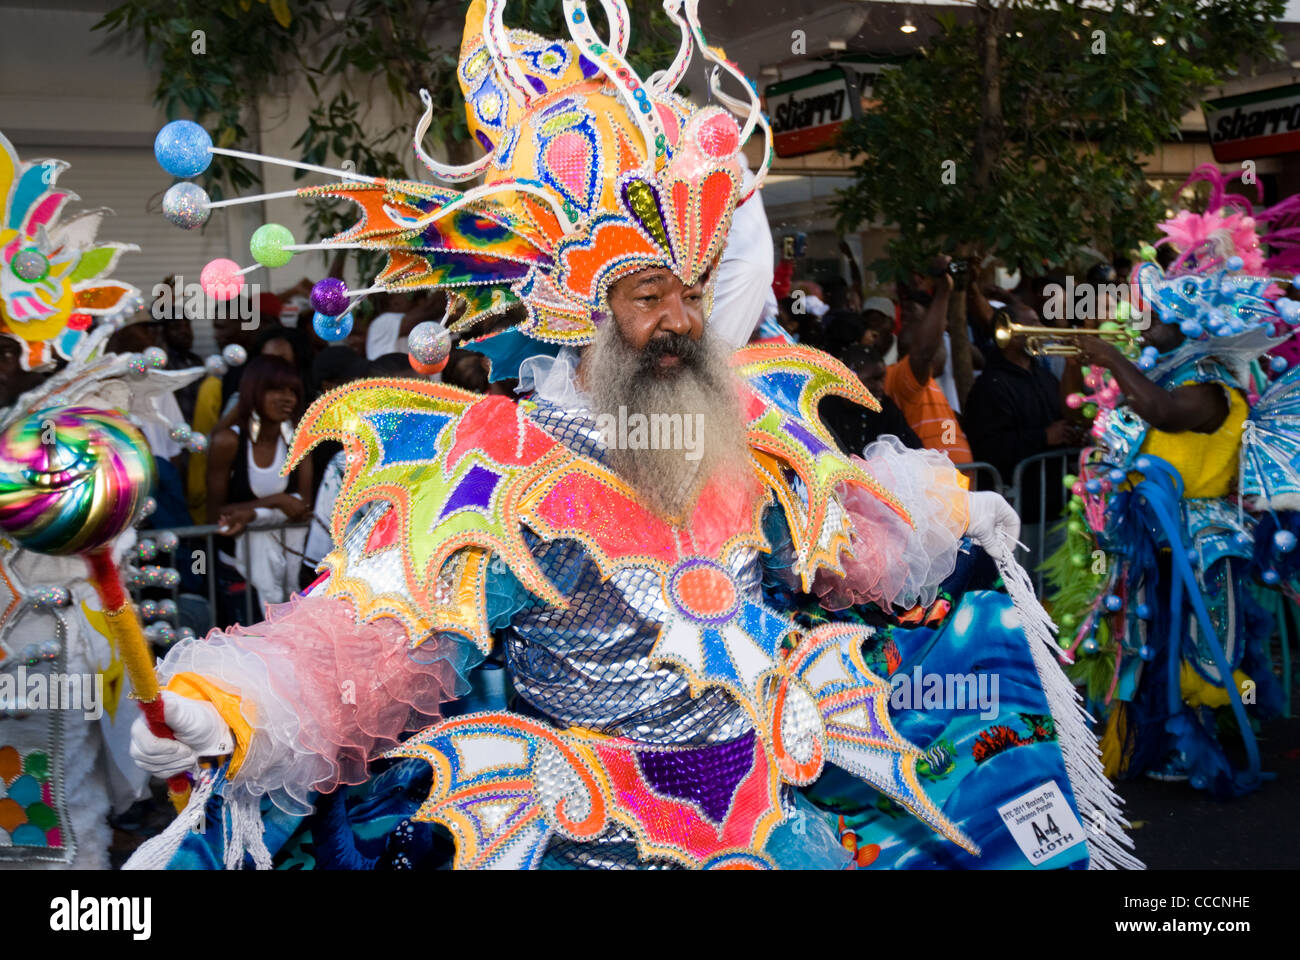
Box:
left=286, top=379, right=570, bottom=649
left=1242, top=363, right=1300, bottom=509
left=731, top=343, right=912, bottom=588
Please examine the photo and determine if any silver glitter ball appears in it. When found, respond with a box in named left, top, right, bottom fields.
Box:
left=137, top=497, right=158, bottom=520
left=139, top=600, right=159, bottom=619
left=169, top=424, right=193, bottom=444
left=159, top=568, right=181, bottom=588
left=205, top=354, right=228, bottom=377
left=32, top=586, right=70, bottom=609
left=12, top=248, right=50, bottom=282
left=222, top=343, right=247, bottom=367
left=143, top=346, right=168, bottom=369
left=136, top=539, right=158, bottom=561
left=178, top=626, right=196, bottom=641
left=156, top=531, right=179, bottom=552
left=128, top=354, right=150, bottom=376
left=146, top=621, right=177, bottom=644
left=39, top=639, right=61, bottom=660
left=407, top=321, right=451, bottom=366
left=157, top=599, right=178, bottom=619
left=161, top=181, right=211, bottom=229
left=186, top=433, right=208, bottom=454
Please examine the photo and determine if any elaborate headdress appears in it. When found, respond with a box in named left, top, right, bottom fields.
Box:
left=0, top=133, right=140, bottom=371
left=155, top=0, right=772, bottom=357
left=1129, top=164, right=1300, bottom=381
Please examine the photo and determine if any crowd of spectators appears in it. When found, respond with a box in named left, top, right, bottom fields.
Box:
left=111, top=245, right=1294, bottom=634
left=772, top=254, right=1103, bottom=507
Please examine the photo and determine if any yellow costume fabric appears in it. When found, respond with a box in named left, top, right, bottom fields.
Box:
left=1140, top=386, right=1247, bottom=499
left=187, top=374, right=222, bottom=523
left=165, top=671, right=253, bottom=777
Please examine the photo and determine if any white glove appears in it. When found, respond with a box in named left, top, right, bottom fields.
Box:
left=965, top=490, right=1021, bottom=552
left=129, top=690, right=235, bottom=778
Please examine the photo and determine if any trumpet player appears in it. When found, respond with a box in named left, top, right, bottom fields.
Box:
left=966, top=293, right=1087, bottom=558
left=1043, top=170, right=1299, bottom=797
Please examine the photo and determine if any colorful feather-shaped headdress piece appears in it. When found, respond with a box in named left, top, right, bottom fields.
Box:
left=0, top=132, right=140, bottom=372
left=155, top=0, right=772, bottom=353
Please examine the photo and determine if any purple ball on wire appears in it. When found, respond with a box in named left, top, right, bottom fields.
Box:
left=311, top=278, right=349, bottom=317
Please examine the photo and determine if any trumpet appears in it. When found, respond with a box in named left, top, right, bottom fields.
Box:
left=993, top=312, right=1130, bottom=357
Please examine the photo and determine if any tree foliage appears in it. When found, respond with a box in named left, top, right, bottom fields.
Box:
left=834, top=0, right=1289, bottom=281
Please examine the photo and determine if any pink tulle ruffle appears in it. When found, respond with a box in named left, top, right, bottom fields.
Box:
left=160, top=594, right=475, bottom=814
left=813, top=437, right=969, bottom=612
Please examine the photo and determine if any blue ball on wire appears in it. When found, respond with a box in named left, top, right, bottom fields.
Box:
left=313, top=311, right=354, bottom=342
left=154, top=121, right=212, bottom=178
left=1274, top=530, right=1298, bottom=555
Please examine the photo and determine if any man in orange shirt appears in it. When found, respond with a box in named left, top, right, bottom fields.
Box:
left=883, top=258, right=972, bottom=466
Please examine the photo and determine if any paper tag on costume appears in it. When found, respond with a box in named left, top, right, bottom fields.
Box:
left=996, top=780, right=1085, bottom=866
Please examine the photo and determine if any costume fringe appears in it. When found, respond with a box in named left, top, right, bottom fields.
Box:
left=989, top=532, right=1145, bottom=870
left=122, top=768, right=217, bottom=870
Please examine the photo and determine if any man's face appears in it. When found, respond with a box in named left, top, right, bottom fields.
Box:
left=606, top=267, right=706, bottom=372
left=1142, top=317, right=1184, bottom=353
left=0, top=335, right=20, bottom=382
left=164, top=317, right=193, bottom=352
left=119, top=321, right=163, bottom=352
left=213, top=314, right=242, bottom=350
left=858, top=361, right=886, bottom=400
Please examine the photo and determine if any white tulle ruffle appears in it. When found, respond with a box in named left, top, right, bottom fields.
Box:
left=814, top=436, right=970, bottom=612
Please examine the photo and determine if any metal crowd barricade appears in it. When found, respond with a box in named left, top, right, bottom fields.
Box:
left=128, top=519, right=311, bottom=636
left=1009, top=448, right=1083, bottom=595
left=951, top=461, right=1005, bottom=495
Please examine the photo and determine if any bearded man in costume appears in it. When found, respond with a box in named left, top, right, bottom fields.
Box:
left=127, top=0, right=1137, bottom=870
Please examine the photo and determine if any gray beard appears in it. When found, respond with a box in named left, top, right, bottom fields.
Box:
left=585, top=322, right=752, bottom=519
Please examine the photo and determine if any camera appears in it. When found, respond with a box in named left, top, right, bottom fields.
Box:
left=928, top=258, right=969, bottom=290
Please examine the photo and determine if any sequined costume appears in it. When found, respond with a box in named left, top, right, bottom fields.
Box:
left=0, top=131, right=206, bottom=865
left=130, top=344, right=1136, bottom=870
left=1047, top=169, right=1300, bottom=796
left=127, top=0, right=1138, bottom=870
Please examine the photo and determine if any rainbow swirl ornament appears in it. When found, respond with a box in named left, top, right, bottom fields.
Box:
left=0, top=406, right=154, bottom=555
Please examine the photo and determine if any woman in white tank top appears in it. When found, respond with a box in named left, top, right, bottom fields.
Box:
left=207, top=356, right=313, bottom=608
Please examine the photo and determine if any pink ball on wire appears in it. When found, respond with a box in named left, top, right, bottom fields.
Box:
left=1066, top=393, right=1084, bottom=410
left=1071, top=481, right=1086, bottom=497
left=200, top=259, right=244, bottom=302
